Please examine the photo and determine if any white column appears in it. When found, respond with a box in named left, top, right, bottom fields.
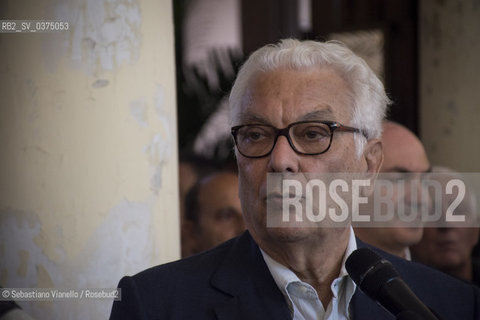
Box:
left=0, top=0, right=179, bottom=318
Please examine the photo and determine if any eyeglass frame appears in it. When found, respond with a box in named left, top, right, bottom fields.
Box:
left=230, top=120, right=364, bottom=158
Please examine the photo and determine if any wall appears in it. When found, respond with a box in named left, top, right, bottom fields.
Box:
left=420, top=0, right=480, bottom=171
left=0, top=0, right=179, bottom=318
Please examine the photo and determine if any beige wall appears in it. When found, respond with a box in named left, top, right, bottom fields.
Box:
left=0, top=0, right=179, bottom=318
left=420, top=0, right=480, bottom=171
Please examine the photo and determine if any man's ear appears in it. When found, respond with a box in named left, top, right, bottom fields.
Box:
left=360, top=139, right=383, bottom=197
left=364, top=138, right=383, bottom=175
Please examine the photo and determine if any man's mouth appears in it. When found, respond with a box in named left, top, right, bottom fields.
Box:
left=265, top=192, right=305, bottom=206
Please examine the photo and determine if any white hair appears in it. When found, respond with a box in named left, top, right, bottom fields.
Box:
left=229, top=39, right=391, bottom=157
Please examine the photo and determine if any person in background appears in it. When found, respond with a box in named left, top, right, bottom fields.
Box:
left=184, top=170, right=245, bottom=255
left=411, top=166, right=480, bottom=286
left=178, top=153, right=218, bottom=256
left=355, top=121, right=430, bottom=259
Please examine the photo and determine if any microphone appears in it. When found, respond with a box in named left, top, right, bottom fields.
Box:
left=346, top=248, right=439, bottom=320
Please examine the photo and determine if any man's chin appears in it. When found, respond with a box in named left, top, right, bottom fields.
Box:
left=264, top=227, right=316, bottom=243
left=394, top=228, right=424, bottom=246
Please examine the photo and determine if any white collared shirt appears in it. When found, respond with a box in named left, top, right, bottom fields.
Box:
left=261, top=227, right=357, bottom=320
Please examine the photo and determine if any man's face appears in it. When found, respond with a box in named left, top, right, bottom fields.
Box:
left=370, top=125, right=431, bottom=251
left=415, top=227, right=479, bottom=270
left=234, top=67, right=370, bottom=243
left=196, top=172, right=244, bottom=251
left=411, top=185, right=479, bottom=272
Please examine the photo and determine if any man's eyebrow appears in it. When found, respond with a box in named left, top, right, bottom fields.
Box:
left=237, top=113, right=270, bottom=124
left=297, top=107, right=334, bottom=121
left=237, top=106, right=334, bottom=124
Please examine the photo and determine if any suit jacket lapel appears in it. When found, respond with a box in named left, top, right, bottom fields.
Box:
left=211, top=234, right=395, bottom=319
left=211, top=231, right=291, bottom=320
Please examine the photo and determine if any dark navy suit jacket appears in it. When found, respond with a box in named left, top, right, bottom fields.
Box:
left=110, top=231, right=480, bottom=319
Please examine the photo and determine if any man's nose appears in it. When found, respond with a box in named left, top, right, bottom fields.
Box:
left=267, top=136, right=299, bottom=173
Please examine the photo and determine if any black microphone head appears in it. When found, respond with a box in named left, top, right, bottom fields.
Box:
left=346, top=248, right=399, bottom=299
left=347, top=248, right=439, bottom=320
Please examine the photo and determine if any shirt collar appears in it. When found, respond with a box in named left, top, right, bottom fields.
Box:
left=260, top=226, right=358, bottom=317
left=404, top=247, right=412, bottom=261
left=339, top=226, right=358, bottom=278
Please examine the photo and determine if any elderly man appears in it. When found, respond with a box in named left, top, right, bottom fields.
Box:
left=111, top=39, right=480, bottom=319
left=411, top=167, right=480, bottom=286
left=355, top=121, right=430, bottom=259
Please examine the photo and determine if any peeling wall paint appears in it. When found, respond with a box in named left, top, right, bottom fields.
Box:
left=144, top=86, right=173, bottom=193
left=49, top=0, right=142, bottom=74
left=129, top=99, right=148, bottom=128
left=128, top=86, right=174, bottom=193
left=0, top=202, right=156, bottom=318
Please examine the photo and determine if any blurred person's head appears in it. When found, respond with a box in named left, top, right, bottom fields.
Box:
left=411, top=167, right=479, bottom=282
left=178, top=154, right=218, bottom=211
left=185, top=171, right=244, bottom=255
left=381, top=121, right=430, bottom=173
left=178, top=153, right=218, bottom=256
left=355, top=121, right=430, bottom=258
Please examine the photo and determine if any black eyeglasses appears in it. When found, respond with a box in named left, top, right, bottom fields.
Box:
left=231, top=120, right=361, bottom=158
